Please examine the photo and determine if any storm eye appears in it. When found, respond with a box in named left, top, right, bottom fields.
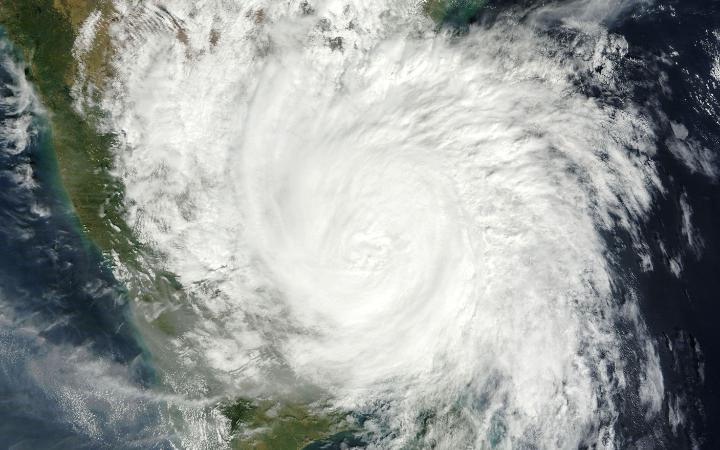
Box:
left=4, top=0, right=716, bottom=448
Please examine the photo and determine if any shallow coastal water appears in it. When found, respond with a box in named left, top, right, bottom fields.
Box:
left=1, top=0, right=719, bottom=448
left=0, top=31, right=163, bottom=449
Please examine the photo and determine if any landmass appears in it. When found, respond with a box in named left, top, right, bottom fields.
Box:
left=0, top=1, right=484, bottom=448
left=0, top=0, right=131, bottom=258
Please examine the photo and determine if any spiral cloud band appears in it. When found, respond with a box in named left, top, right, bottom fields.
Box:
left=79, top=0, right=666, bottom=447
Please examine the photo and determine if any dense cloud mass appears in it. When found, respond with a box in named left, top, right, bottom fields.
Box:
left=68, top=0, right=678, bottom=447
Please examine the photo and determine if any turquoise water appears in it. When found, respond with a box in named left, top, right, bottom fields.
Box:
left=1, top=0, right=720, bottom=446
left=0, top=30, right=162, bottom=449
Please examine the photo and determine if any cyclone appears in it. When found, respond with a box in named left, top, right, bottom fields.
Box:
left=71, top=0, right=672, bottom=447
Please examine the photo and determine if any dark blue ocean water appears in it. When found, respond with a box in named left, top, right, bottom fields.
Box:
left=0, top=1, right=719, bottom=448
left=0, top=31, right=165, bottom=449
left=613, top=1, right=720, bottom=448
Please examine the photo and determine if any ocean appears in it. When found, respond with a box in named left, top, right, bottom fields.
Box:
left=1, top=0, right=720, bottom=448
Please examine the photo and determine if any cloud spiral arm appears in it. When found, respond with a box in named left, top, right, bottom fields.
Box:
left=86, top=1, right=666, bottom=447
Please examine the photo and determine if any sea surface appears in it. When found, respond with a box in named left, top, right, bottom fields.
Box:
left=1, top=0, right=720, bottom=448
left=0, top=31, right=160, bottom=449
left=616, top=1, right=720, bottom=447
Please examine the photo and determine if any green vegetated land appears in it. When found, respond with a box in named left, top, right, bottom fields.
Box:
left=0, top=1, right=482, bottom=448
left=0, top=0, right=188, bottom=358
left=0, top=0, right=488, bottom=263
left=221, top=398, right=360, bottom=450
left=0, top=0, right=137, bottom=261
left=0, top=3, right=356, bottom=448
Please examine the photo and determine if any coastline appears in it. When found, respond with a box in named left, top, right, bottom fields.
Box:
left=0, top=0, right=137, bottom=261
left=0, top=18, right=156, bottom=374
left=0, top=27, right=166, bottom=447
left=0, top=2, right=496, bottom=448
left=0, top=4, right=356, bottom=448
left=0, top=0, right=180, bottom=377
